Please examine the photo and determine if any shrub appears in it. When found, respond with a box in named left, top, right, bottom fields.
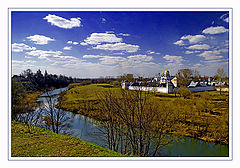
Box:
left=177, top=86, right=192, bottom=99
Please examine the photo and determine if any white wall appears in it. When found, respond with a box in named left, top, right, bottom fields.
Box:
left=128, top=86, right=169, bottom=93
left=187, top=86, right=215, bottom=92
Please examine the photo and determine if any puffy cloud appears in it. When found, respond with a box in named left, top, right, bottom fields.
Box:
left=93, top=42, right=139, bottom=53
left=181, top=35, right=206, bottom=44
left=83, top=54, right=152, bottom=65
left=82, top=55, right=103, bottom=58
left=84, top=33, right=122, bottom=45
left=118, top=33, right=130, bottom=36
left=83, top=55, right=126, bottom=65
left=147, top=50, right=160, bottom=55
left=162, top=55, right=184, bottom=72
left=163, top=55, right=183, bottom=64
left=187, top=44, right=211, bottom=50
left=198, top=50, right=221, bottom=57
left=185, top=50, right=200, bottom=54
left=203, top=56, right=224, bottom=61
left=128, top=55, right=153, bottom=63
left=63, top=46, right=72, bottom=50
left=202, top=26, right=228, bottom=34
left=224, top=17, right=229, bottom=23
left=185, top=51, right=194, bottom=54
left=197, top=50, right=226, bottom=60
left=220, top=13, right=229, bottom=23
left=26, top=50, right=62, bottom=59
left=101, top=18, right=106, bottom=23
left=26, top=35, right=55, bottom=45
left=12, top=43, right=36, bottom=52
left=203, top=55, right=223, bottom=60
left=50, top=55, right=79, bottom=63
left=99, top=56, right=127, bottom=65
left=67, top=41, right=78, bottom=45
left=73, top=42, right=79, bottom=45
left=80, top=42, right=88, bottom=46
left=173, top=40, right=185, bottom=46
left=26, top=49, right=80, bottom=65
left=105, top=31, right=114, bottom=34
left=12, top=60, right=36, bottom=64
left=43, top=14, right=81, bottom=29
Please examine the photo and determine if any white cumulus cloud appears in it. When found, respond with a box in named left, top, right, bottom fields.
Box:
left=63, top=46, right=72, bottom=50
left=118, top=33, right=130, bottom=36
left=101, top=18, right=106, bottom=23
left=26, top=50, right=62, bottom=59
left=173, top=40, right=185, bottom=46
left=83, top=54, right=152, bottom=65
left=187, top=44, right=211, bottom=50
left=84, top=33, right=122, bottom=45
left=203, top=55, right=223, bottom=60
left=224, top=17, right=229, bottom=23
left=80, top=42, right=88, bottom=46
left=198, top=50, right=221, bottom=57
left=181, top=35, right=206, bottom=44
left=12, top=43, right=36, bottom=52
left=67, top=41, right=78, bottom=45
left=185, top=50, right=200, bottom=54
left=93, top=42, right=139, bottom=53
left=197, top=49, right=226, bottom=60
left=128, top=55, right=153, bottom=63
left=220, top=13, right=229, bottom=23
left=43, top=14, right=81, bottom=29
left=163, top=55, right=183, bottom=64
left=99, top=56, right=127, bottom=65
left=147, top=50, right=160, bottom=55
left=26, top=35, right=55, bottom=45
left=202, top=26, right=228, bottom=34
left=73, top=42, right=79, bottom=45
left=82, top=55, right=103, bottom=58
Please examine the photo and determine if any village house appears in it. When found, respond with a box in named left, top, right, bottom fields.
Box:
left=122, top=70, right=176, bottom=93
left=122, top=70, right=228, bottom=93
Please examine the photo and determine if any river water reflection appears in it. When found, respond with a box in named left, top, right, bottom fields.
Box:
left=37, top=88, right=229, bottom=157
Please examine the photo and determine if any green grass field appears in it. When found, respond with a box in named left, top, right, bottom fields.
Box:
left=59, top=84, right=229, bottom=144
left=11, top=121, right=125, bottom=157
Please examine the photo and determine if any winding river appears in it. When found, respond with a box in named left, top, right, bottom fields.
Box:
left=36, top=87, right=229, bottom=157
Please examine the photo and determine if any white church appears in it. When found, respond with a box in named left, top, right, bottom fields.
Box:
left=122, top=70, right=177, bottom=94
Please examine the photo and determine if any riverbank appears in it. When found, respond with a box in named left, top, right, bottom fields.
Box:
left=59, top=84, right=229, bottom=145
left=11, top=121, right=125, bottom=157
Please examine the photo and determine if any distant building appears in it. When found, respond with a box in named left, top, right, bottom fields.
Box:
left=187, top=81, right=215, bottom=92
left=122, top=70, right=176, bottom=93
left=153, top=70, right=178, bottom=87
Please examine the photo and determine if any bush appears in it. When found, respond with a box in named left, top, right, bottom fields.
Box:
left=177, top=86, right=192, bottom=99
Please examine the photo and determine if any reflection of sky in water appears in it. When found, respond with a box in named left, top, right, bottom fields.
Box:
left=34, top=88, right=229, bottom=157
left=40, top=87, right=68, bottom=97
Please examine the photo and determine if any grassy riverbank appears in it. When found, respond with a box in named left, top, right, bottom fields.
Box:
left=11, top=121, right=124, bottom=157
left=59, top=84, right=229, bottom=145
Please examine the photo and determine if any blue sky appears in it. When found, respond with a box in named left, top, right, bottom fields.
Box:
left=11, top=11, right=229, bottom=78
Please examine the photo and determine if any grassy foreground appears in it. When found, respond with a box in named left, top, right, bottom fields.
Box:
left=11, top=121, right=124, bottom=157
left=59, top=84, right=229, bottom=145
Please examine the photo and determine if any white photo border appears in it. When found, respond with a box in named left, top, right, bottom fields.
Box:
left=8, top=7, right=233, bottom=161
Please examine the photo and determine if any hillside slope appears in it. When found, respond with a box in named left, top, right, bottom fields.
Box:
left=11, top=121, right=124, bottom=157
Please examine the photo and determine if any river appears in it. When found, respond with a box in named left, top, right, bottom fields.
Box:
left=36, top=87, right=229, bottom=157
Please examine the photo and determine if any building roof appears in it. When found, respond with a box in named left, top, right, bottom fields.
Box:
left=188, top=81, right=198, bottom=87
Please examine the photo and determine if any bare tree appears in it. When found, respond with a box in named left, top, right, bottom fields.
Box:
left=42, top=91, right=70, bottom=134
left=215, top=68, right=226, bottom=95
left=97, top=88, right=176, bottom=156
left=176, top=69, right=193, bottom=86
left=16, top=107, right=43, bottom=133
